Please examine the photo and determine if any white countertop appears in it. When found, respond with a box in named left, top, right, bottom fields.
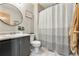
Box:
left=0, top=34, right=30, bottom=41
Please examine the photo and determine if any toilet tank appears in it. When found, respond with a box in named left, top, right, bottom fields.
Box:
left=30, top=34, right=35, bottom=43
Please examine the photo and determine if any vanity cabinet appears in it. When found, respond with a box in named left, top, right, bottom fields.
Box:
left=11, top=36, right=31, bottom=56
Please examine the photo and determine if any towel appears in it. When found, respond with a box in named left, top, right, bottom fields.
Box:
left=69, top=3, right=79, bottom=55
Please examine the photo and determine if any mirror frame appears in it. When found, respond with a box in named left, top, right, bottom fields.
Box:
left=0, top=3, right=23, bottom=26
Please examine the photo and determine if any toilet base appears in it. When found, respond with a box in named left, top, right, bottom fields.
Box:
left=34, top=47, right=40, bottom=53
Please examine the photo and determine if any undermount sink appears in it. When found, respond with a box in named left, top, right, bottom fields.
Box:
left=4, top=33, right=23, bottom=36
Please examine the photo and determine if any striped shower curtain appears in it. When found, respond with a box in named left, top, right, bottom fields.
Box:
left=38, top=3, right=75, bottom=55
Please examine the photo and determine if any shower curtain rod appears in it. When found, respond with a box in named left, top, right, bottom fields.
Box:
left=51, top=3, right=59, bottom=6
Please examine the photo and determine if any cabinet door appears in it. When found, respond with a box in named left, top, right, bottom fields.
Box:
left=11, top=39, right=20, bottom=56
left=19, top=36, right=31, bottom=56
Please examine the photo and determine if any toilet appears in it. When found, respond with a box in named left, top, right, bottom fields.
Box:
left=30, top=34, right=41, bottom=53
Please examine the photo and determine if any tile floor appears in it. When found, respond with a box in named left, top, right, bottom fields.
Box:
left=30, top=47, right=61, bottom=56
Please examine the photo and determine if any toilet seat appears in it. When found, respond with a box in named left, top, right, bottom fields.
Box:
left=31, top=40, right=41, bottom=48
left=31, top=41, right=41, bottom=45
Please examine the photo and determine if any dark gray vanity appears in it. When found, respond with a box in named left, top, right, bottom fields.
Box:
left=0, top=35, right=31, bottom=56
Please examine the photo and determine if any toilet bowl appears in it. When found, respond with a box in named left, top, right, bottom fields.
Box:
left=30, top=34, right=41, bottom=53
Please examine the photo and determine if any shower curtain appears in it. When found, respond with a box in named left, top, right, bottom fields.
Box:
left=38, top=3, right=75, bottom=55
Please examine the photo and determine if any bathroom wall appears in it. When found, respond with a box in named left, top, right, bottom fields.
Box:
left=0, top=3, right=34, bottom=34
left=38, top=4, right=44, bottom=12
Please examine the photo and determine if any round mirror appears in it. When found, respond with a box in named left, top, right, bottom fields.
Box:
left=0, top=3, right=23, bottom=26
